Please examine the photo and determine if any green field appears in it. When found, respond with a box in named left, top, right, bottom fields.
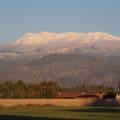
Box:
left=0, top=106, right=120, bottom=120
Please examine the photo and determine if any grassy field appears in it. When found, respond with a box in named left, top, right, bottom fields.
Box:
left=0, top=106, right=120, bottom=120
left=0, top=99, right=120, bottom=120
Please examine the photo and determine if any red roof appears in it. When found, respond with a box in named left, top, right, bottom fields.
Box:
left=57, top=92, right=103, bottom=99
left=58, top=92, right=85, bottom=98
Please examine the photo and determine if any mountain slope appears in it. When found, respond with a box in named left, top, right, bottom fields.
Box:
left=0, top=32, right=120, bottom=87
left=27, top=54, right=120, bottom=87
left=0, top=54, right=119, bottom=87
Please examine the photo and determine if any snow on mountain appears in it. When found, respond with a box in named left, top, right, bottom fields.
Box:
left=13, top=32, right=120, bottom=46
left=1, top=32, right=120, bottom=60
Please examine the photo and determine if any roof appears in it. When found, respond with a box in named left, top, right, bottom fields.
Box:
left=58, top=92, right=102, bottom=98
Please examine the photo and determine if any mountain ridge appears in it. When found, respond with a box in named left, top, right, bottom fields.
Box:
left=13, top=32, right=120, bottom=46
left=0, top=32, right=120, bottom=61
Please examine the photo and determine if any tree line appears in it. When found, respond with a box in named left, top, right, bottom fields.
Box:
left=0, top=80, right=114, bottom=99
left=0, top=80, right=62, bottom=98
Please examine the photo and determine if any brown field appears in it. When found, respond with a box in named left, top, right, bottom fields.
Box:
left=0, top=98, right=120, bottom=107
left=0, top=98, right=96, bottom=107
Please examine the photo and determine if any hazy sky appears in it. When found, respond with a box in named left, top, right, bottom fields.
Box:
left=0, top=0, right=120, bottom=42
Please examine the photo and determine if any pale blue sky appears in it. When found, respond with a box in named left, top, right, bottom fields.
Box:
left=0, top=0, right=120, bottom=42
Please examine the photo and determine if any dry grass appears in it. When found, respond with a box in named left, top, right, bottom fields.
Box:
left=0, top=98, right=96, bottom=107
left=0, top=97, right=120, bottom=107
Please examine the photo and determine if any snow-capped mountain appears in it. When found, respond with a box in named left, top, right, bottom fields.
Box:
left=1, top=32, right=120, bottom=85
left=14, top=32, right=120, bottom=46
left=0, top=32, right=120, bottom=60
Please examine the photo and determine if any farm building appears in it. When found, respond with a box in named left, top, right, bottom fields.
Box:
left=57, top=92, right=105, bottom=99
